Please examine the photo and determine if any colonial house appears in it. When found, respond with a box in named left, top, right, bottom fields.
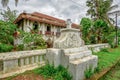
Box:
left=14, top=12, right=79, bottom=42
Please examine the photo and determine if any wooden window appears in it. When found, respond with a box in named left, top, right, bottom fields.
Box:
left=33, top=22, right=38, bottom=30
left=47, top=25, right=51, bottom=32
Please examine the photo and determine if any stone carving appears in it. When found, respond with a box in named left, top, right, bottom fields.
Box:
left=53, top=19, right=84, bottom=49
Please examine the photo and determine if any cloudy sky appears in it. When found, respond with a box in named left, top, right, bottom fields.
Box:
left=0, top=0, right=120, bottom=25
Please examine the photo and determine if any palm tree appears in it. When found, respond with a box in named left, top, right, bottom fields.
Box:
left=1, top=0, right=28, bottom=7
left=100, top=0, right=118, bottom=27
left=86, top=0, right=118, bottom=27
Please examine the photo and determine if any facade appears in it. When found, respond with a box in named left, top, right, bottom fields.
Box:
left=14, top=12, right=79, bottom=41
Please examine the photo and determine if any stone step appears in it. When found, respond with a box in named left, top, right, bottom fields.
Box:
left=69, top=55, right=98, bottom=80
left=63, top=46, right=88, bottom=54
left=65, top=50, right=92, bottom=61
left=70, top=55, right=97, bottom=65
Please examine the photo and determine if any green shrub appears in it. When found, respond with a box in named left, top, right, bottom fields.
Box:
left=55, top=65, right=72, bottom=80
left=0, top=21, right=16, bottom=45
left=107, top=32, right=116, bottom=48
left=100, top=48, right=109, bottom=52
left=20, top=31, right=46, bottom=50
left=17, top=44, right=24, bottom=51
left=34, top=64, right=55, bottom=78
left=94, top=67, right=100, bottom=73
left=34, top=64, right=72, bottom=80
left=84, top=67, right=94, bottom=79
left=54, top=73, right=64, bottom=80
left=0, top=43, right=13, bottom=52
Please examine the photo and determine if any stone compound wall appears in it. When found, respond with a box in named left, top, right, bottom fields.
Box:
left=0, top=49, right=46, bottom=78
left=87, top=43, right=110, bottom=52
left=0, top=43, right=109, bottom=79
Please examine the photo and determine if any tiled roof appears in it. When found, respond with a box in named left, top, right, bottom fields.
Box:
left=14, top=12, right=80, bottom=29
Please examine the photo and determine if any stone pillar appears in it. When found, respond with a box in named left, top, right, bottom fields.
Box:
left=35, top=56, right=39, bottom=63
left=23, top=19, right=26, bottom=31
left=66, top=19, right=72, bottom=28
left=25, top=58, right=29, bottom=65
left=20, top=58, right=24, bottom=66
left=54, top=26, right=56, bottom=35
left=42, top=24, right=45, bottom=35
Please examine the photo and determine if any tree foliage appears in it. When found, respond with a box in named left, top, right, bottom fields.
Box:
left=80, top=18, right=115, bottom=45
left=86, top=0, right=118, bottom=27
left=0, top=20, right=16, bottom=44
left=17, top=30, right=47, bottom=50
left=84, top=0, right=117, bottom=47
left=80, top=18, right=92, bottom=44
left=0, top=7, right=18, bottom=22
left=93, top=19, right=110, bottom=43
left=0, top=20, right=16, bottom=52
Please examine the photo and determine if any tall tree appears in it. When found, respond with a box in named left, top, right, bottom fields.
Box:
left=0, top=7, right=18, bottom=22
left=93, top=19, right=110, bottom=43
left=80, top=17, right=93, bottom=44
left=86, top=0, right=118, bottom=27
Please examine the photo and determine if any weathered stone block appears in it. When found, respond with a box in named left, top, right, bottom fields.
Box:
left=46, top=49, right=62, bottom=67
left=25, top=57, right=29, bottom=65
left=3, top=59, right=18, bottom=73
left=20, top=58, right=24, bottom=66
left=69, top=55, right=98, bottom=80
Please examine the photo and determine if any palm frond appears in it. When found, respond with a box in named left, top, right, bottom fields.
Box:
left=109, top=4, right=118, bottom=12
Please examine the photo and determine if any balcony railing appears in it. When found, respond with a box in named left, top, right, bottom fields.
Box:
left=45, top=31, right=54, bottom=35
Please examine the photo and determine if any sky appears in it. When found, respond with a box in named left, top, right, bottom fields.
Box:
left=0, top=0, right=120, bottom=26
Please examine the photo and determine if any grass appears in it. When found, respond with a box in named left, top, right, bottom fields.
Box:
left=93, top=46, right=120, bottom=72
left=100, top=61, right=120, bottom=80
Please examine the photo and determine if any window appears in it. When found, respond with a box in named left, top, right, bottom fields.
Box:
left=33, top=22, right=38, bottom=30
left=47, top=25, right=51, bottom=31
left=57, top=27, right=60, bottom=32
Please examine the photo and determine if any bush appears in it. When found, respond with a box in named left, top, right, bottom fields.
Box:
left=107, top=32, right=116, bottom=48
left=84, top=67, right=94, bottom=79
left=94, top=66, right=100, bottom=73
left=0, top=43, right=13, bottom=53
left=17, top=44, right=24, bottom=51
left=34, top=64, right=72, bottom=80
left=0, top=21, right=16, bottom=45
left=20, top=31, right=46, bottom=50
left=100, top=48, right=109, bottom=52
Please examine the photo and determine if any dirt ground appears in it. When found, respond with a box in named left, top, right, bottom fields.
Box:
left=1, top=71, right=49, bottom=80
